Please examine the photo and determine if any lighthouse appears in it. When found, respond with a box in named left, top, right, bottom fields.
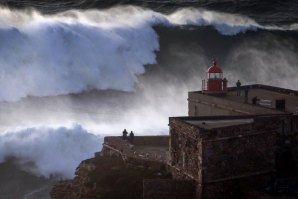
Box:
left=202, top=60, right=227, bottom=95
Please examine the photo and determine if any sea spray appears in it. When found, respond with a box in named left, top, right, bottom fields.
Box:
left=0, top=124, right=100, bottom=178
left=0, top=6, right=292, bottom=101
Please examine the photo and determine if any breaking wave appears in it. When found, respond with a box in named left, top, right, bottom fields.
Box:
left=0, top=5, right=298, bottom=179
left=0, top=6, right=296, bottom=101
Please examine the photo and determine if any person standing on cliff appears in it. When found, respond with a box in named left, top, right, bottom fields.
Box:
left=236, top=80, right=241, bottom=96
left=129, top=131, right=134, bottom=144
left=122, top=129, right=128, bottom=140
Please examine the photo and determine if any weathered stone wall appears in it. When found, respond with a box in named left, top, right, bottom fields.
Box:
left=169, top=115, right=298, bottom=199
left=202, top=126, right=277, bottom=182
left=102, top=144, right=123, bottom=157
left=169, top=119, right=202, bottom=181
left=104, top=136, right=169, bottom=147
left=202, top=174, right=271, bottom=199
left=132, top=136, right=169, bottom=146
left=188, top=92, right=283, bottom=116
left=126, top=156, right=166, bottom=170
left=200, top=116, right=289, bottom=182
left=292, top=133, right=298, bottom=163
left=102, top=136, right=169, bottom=172
left=143, top=179, right=195, bottom=199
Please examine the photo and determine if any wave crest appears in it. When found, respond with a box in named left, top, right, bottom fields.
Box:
left=0, top=6, right=295, bottom=101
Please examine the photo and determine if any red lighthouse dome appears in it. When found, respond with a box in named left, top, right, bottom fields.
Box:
left=207, top=61, right=222, bottom=73
left=202, top=60, right=227, bottom=95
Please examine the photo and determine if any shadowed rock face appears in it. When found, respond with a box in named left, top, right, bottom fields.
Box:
left=0, top=157, right=58, bottom=199
left=50, top=155, right=171, bottom=199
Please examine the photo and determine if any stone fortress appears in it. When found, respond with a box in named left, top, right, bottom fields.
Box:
left=51, top=61, right=298, bottom=199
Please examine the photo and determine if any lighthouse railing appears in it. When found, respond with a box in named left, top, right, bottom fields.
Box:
left=202, top=79, right=207, bottom=91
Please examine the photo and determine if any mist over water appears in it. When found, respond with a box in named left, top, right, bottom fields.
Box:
left=0, top=124, right=100, bottom=178
left=0, top=6, right=297, bottom=100
left=0, top=4, right=297, bottom=184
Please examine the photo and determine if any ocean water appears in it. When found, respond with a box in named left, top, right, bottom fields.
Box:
left=0, top=0, right=297, bottom=198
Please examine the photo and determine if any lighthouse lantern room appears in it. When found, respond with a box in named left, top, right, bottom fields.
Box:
left=202, top=60, right=227, bottom=95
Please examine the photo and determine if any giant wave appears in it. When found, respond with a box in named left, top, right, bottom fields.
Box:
left=0, top=6, right=297, bottom=101
left=0, top=4, right=298, bottom=180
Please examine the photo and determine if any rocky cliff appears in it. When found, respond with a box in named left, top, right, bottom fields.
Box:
left=50, top=153, right=170, bottom=199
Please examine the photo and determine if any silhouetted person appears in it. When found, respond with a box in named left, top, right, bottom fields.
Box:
left=129, top=131, right=134, bottom=143
left=236, top=80, right=241, bottom=96
left=122, top=129, right=128, bottom=140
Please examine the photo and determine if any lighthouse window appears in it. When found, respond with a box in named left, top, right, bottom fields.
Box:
left=208, top=73, right=222, bottom=79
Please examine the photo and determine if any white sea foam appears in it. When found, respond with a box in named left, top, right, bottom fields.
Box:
left=0, top=124, right=100, bottom=178
left=0, top=6, right=288, bottom=101
left=0, top=8, right=159, bottom=101
left=167, top=8, right=260, bottom=35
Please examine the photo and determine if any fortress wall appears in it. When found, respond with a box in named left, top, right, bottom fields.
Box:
left=104, top=136, right=169, bottom=147
left=188, top=92, right=281, bottom=116
left=132, top=136, right=169, bottom=146
left=202, top=124, right=277, bottom=182
left=126, top=156, right=165, bottom=170
left=169, top=119, right=202, bottom=181
left=202, top=174, right=271, bottom=199
left=292, top=124, right=298, bottom=164
left=169, top=115, right=298, bottom=199
left=101, top=144, right=123, bottom=158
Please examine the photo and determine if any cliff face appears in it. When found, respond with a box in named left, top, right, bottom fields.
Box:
left=50, top=153, right=170, bottom=199
left=50, top=135, right=298, bottom=199
left=50, top=158, right=97, bottom=199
